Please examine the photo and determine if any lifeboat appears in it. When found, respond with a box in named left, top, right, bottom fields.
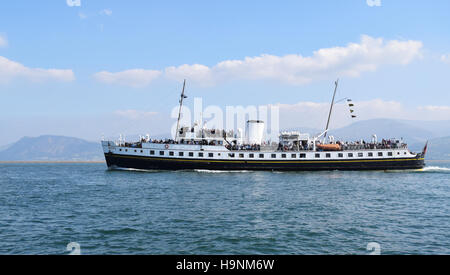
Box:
left=316, top=144, right=341, bottom=151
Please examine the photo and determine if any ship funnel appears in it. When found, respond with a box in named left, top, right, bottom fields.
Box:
left=246, top=120, right=265, bottom=145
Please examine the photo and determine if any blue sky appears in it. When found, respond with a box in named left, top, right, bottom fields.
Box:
left=0, top=0, right=450, bottom=144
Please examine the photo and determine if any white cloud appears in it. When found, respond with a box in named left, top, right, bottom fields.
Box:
left=441, top=54, right=450, bottom=64
left=165, top=35, right=422, bottom=86
left=93, top=69, right=161, bottom=88
left=94, top=35, right=422, bottom=87
left=366, top=0, right=381, bottom=7
left=66, top=0, right=81, bottom=7
left=100, top=9, right=112, bottom=16
left=0, top=34, right=7, bottom=48
left=0, top=56, right=75, bottom=83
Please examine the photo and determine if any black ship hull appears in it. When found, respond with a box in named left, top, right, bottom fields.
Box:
left=104, top=153, right=425, bottom=171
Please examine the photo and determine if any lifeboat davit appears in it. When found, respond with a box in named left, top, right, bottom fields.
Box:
left=316, top=144, right=341, bottom=151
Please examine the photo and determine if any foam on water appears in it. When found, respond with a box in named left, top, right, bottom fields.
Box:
left=193, top=169, right=253, bottom=173
left=419, top=166, right=450, bottom=173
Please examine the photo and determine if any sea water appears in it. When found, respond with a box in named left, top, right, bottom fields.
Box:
left=0, top=162, right=449, bottom=254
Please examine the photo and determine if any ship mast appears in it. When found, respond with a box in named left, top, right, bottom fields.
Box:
left=324, top=79, right=339, bottom=138
left=175, top=79, right=187, bottom=142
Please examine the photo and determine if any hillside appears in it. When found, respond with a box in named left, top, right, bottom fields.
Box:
left=410, top=136, right=450, bottom=160
left=0, top=119, right=449, bottom=161
left=327, top=119, right=434, bottom=144
left=0, top=135, right=103, bottom=161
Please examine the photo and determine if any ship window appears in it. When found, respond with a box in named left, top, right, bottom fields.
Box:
left=326, top=153, right=331, bottom=158
left=315, top=153, right=320, bottom=158
left=358, top=153, right=363, bottom=157
left=404, top=152, right=407, bottom=155
left=229, top=153, right=235, bottom=157
left=338, top=153, right=343, bottom=158
left=348, top=153, right=354, bottom=157
left=159, top=151, right=164, bottom=156
left=271, top=154, right=277, bottom=158
left=300, top=153, right=306, bottom=158
left=198, top=152, right=204, bottom=157
left=150, top=150, right=155, bottom=155
left=140, top=150, right=143, bottom=153
left=368, top=152, right=373, bottom=157
left=134, top=150, right=137, bottom=152
left=169, top=151, right=174, bottom=156
left=189, top=152, right=194, bottom=157
left=281, top=154, right=286, bottom=158
left=291, top=154, right=296, bottom=158
left=239, top=153, right=244, bottom=158
left=208, top=153, right=214, bottom=157
left=119, top=149, right=122, bottom=151
left=259, top=154, right=264, bottom=158
left=388, top=152, right=393, bottom=156
left=397, top=152, right=400, bottom=155
left=179, top=152, right=184, bottom=156
left=249, top=154, right=254, bottom=158
left=378, top=152, right=383, bottom=157
left=125, top=149, right=128, bottom=152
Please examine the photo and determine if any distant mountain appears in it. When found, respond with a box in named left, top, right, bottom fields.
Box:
left=0, top=142, right=13, bottom=152
left=1, top=119, right=449, bottom=161
left=410, top=136, right=450, bottom=160
left=327, top=119, right=434, bottom=144
left=399, top=120, right=450, bottom=138
left=0, top=135, right=103, bottom=161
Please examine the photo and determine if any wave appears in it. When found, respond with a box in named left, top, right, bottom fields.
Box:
left=419, top=166, right=450, bottom=173
left=193, top=169, right=254, bottom=173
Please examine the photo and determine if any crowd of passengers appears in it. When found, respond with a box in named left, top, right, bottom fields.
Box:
left=126, top=137, right=406, bottom=151
left=279, top=139, right=407, bottom=152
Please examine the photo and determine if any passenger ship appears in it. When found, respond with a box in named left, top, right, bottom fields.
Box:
left=102, top=81, right=427, bottom=171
